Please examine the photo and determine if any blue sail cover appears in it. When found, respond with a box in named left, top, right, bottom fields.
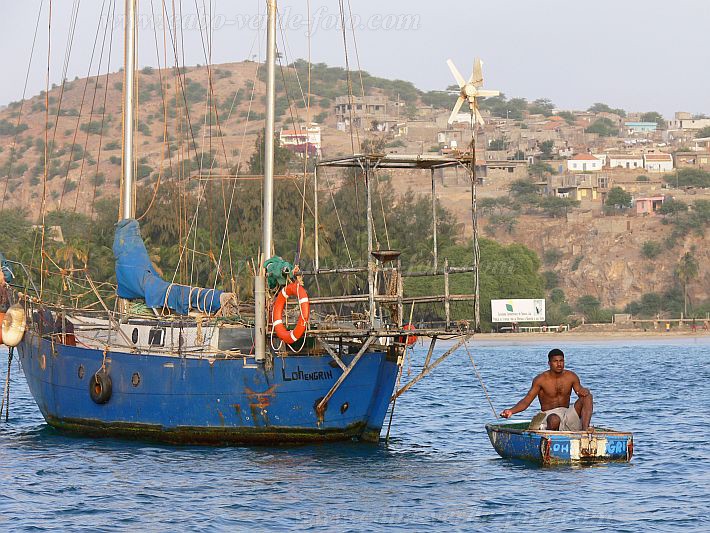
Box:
left=113, top=219, right=223, bottom=315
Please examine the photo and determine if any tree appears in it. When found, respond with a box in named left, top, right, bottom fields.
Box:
left=478, top=94, right=527, bottom=121
left=576, top=295, right=601, bottom=319
left=605, top=187, right=632, bottom=209
left=361, top=136, right=387, bottom=153
left=528, top=162, right=554, bottom=179
left=539, top=140, right=555, bottom=159
left=542, top=270, right=559, bottom=289
left=509, top=179, right=538, bottom=197
left=588, top=103, right=612, bottom=114
left=675, top=250, right=699, bottom=315
left=557, top=111, right=576, bottom=125
left=543, top=249, right=563, bottom=266
left=55, top=239, right=88, bottom=278
left=487, top=213, right=518, bottom=235
left=550, top=288, right=566, bottom=304
left=587, top=103, right=626, bottom=117
left=585, top=117, right=618, bottom=137
left=421, top=90, right=456, bottom=110
left=667, top=168, right=710, bottom=188
left=696, top=126, right=710, bottom=138
left=538, top=197, right=579, bottom=218
left=658, top=198, right=688, bottom=217
left=529, top=98, right=555, bottom=116
left=247, top=130, right=294, bottom=175
left=640, top=111, right=666, bottom=129
left=641, top=241, right=662, bottom=259
left=640, top=293, right=662, bottom=316
left=489, top=137, right=508, bottom=151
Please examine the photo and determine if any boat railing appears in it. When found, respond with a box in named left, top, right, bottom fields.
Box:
left=301, top=256, right=476, bottom=333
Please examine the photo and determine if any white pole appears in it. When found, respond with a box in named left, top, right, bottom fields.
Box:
left=255, top=0, right=278, bottom=363
left=121, top=0, right=137, bottom=220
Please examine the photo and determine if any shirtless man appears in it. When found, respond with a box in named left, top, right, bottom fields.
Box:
left=500, top=348, right=593, bottom=431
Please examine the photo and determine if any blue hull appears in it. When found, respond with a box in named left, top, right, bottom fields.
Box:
left=486, top=422, right=633, bottom=465
left=18, top=331, right=399, bottom=445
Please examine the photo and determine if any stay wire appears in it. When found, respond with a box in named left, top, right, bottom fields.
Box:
left=0, top=0, right=45, bottom=213
left=337, top=0, right=359, bottom=154
left=38, top=0, right=53, bottom=297
left=56, top=0, right=110, bottom=213
left=49, top=0, right=81, bottom=156
left=463, top=339, right=499, bottom=419
left=64, top=0, right=114, bottom=212
left=136, top=0, right=178, bottom=224
left=85, top=0, right=117, bottom=223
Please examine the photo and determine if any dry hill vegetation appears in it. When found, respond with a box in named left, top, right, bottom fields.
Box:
left=1, top=60, right=709, bottom=323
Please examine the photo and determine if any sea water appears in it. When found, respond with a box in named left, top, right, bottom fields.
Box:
left=0, top=338, right=708, bottom=532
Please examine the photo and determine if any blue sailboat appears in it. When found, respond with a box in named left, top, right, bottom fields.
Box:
left=4, top=0, right=476, bottom=444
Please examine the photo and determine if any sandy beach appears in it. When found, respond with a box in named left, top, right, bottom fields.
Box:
left=469, top=329, right=710, bottom=344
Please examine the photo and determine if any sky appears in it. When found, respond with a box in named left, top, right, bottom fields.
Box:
left=1, top=0, right=709, bottom=118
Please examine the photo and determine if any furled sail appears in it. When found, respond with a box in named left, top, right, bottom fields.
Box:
left=113, top=219, right=224, bottom=315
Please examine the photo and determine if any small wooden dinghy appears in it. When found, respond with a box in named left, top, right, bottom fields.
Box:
left=486, top=421, right=633, bottom=466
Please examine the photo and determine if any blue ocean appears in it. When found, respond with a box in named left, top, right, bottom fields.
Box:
left=1, top=338, right=708, bottom=531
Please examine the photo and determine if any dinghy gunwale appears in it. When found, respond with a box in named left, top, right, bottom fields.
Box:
left=486, top=421, right=634, bottom=465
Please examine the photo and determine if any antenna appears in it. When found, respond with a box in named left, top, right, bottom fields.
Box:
left=446, top=58, right=499, bottom=126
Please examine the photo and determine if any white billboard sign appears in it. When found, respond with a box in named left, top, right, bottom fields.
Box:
left=491, top=299, right=546, bottom=323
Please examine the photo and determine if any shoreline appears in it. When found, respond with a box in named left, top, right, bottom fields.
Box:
left=468, top=330, right=710, bottom=344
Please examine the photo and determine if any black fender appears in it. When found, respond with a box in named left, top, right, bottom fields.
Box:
left=89, top=370, right=112, bottom=405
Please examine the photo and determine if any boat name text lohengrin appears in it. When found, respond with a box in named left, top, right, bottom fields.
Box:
left=282, top=366, right=334, bottom=382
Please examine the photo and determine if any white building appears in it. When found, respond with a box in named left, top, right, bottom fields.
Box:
left=608, top=154, right=644, bottom=169
left=279, top=125, right=322, bottom=157
left=643, top=153, right=673, bottom=172
left=567, top=153, right=603, bottom=172
left=667, top=112, right=710, bottom=131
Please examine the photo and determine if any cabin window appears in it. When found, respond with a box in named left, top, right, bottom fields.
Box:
left=149, top=328, right=165, bottom=347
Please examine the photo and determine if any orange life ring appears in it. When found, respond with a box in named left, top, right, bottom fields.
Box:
left=398, top=323, right=417, bottom=346
left=0, top=312, right=4, bottom=345
left=271, top=282, right=310, bottom=345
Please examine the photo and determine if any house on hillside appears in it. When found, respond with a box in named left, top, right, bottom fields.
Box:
left=544, top=173, right=609, bottom=205
left=635, top=196, right=665, bottom=215
left=675, top=151, right=710, bottom=169
left=643, top=153, right=673, bottom=172
left=667, top=112, right=710, bottom=131
left=334, top=95, right=389, bottom=131
left=608, top=153, right=644, bottom=169
left=279, top=125, right=322, bottom=157
left=625, top=122, right=658, bottom=135
left=437, top=129, right=465, bottom=149
left=567, top=153, right=603, bottom=172
left=573, top=111, right=596, bottom=125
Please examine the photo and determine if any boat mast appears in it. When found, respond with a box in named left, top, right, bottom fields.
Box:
left=121, top=0, right=137, bottom=220
left=254, top=0, right=278, bottom=363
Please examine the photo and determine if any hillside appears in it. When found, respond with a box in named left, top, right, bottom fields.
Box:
left=0, top=60, right=708, bottom=314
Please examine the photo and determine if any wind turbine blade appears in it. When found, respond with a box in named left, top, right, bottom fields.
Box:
left=475, top=108, right=485, bottom=126
left=476, top=89, right=500, bottom=98
left=447, top=59, right=466, bottom=88
left=448, top=97, right=466, bottom=124
left=472, top=58, right=484, bottom=87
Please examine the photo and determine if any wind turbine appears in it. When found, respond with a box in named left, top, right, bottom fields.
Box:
left=447, top=58, right=500, bottom=126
